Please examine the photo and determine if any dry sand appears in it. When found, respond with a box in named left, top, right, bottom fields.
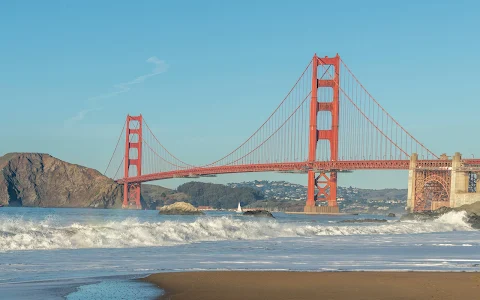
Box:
left=144, top=271, right=480, bottom=300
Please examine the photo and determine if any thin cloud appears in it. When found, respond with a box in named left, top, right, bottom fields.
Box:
left=64, top=107, right=101, bottom=127
left=66, top=56, right=167, bottom=125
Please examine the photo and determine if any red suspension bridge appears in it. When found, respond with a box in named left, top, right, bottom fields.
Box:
left=105, top=54, right=480, bottom=213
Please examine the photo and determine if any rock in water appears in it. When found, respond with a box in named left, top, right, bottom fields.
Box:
left=400, top=207, right=454, bottom=221
left=400, top=202, right=480, bottom=229
left=387, top=213, right=396, bottom=217
left=158, top=202, right=205, bottom=215
left=468, top=213, right=480, bottom=229
left=243, top=210, right=275, bottom=218
left=340, top=219, right=387, bottom=223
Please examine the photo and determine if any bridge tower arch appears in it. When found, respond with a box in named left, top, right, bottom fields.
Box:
left=305, top=54, right=340, bottom=213
left=123, top=114, right=143, bottom=209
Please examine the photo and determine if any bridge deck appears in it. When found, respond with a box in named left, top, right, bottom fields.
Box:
left=116, top=159, right=480, bottom=184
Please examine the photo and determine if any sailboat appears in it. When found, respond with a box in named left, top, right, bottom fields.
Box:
left=236, top=202, right=243, bottom=213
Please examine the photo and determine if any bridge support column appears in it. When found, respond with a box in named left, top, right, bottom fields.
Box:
left=446, top=152, right=480, bottom=208
left=450, top=152, right=469, bottom=208
left=123, top=114, right=143, bottom=209
left=406, top=153, right=417, bottom=212
left=409, top=153, right=452, bottom=212
left=304, top=54, right=340, bottom=214
left=306, top=170, right=316, bottom=207
left=123, top=182, right=141, bottom=209
left=476, top=173, right=480, bottom=194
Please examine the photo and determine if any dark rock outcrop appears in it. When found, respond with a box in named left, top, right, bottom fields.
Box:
left=401, top=207, right=451, bottom=221
left=401, top=202, right=480, bottom=229
left=387, top=213, right=396, bottom=217
left=468, top=214, right=480, bottom=229
left=0, top=153, right=123, bottom=208
left=243, top=210, right=275, bottom=218
left=158, top=202, right=204, bottom=215
left=339, top=219, right=387, bottom=223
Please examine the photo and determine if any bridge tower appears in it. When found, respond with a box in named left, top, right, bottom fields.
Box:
left=123, top=114, right=143, bottom=209
left=305, top=54, right=340, bottom=213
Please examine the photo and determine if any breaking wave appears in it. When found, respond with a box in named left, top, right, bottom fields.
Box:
left=0, top=211, right=472, bottom=251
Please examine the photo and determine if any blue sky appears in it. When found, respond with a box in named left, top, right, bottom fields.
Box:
left=1, top=0, right=479, bottom=189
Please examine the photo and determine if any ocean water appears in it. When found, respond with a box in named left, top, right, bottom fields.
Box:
left=0, top=207, right=479, bottom=299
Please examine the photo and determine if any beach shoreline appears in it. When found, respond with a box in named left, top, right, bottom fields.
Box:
left=144, top=271, right=480, bottom=300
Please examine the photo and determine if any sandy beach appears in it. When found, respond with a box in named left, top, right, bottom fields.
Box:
left=145, top=271, right=480, bottom=300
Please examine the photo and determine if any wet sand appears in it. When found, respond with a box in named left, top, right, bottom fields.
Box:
left=144, top=271, right=480, bottom=300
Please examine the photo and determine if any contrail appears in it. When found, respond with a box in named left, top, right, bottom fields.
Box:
left=65, top=56, right=167, bottom=126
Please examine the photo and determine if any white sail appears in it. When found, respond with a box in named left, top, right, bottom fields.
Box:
left=236, top=202, right=242, bottom=213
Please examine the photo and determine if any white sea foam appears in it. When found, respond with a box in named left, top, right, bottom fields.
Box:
left=0, top=211, right=472, bottom=251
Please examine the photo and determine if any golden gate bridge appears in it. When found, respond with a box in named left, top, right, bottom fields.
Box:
left=104, top=54, right=480, bottom=213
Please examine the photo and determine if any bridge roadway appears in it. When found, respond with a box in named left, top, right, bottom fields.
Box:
left=117, top=159, right=480, bottom=184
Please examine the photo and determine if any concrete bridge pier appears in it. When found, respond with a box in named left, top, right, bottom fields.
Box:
left=407, top=152, right=480, bottom=212
left=406, top=153, right=417, bottom=212
left=450, top=152, right=468, bottom=207
left=450, top=152, right=480, bottom=207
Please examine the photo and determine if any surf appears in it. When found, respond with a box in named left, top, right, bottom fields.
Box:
left=0, top=211, right=472, bottom=251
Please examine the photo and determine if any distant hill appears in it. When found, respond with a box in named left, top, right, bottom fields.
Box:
left=141, top=184, right=189, bottom=210
left=228, top=180, right=407, bottom=213
left=0, top=153, right=180, bottom=209
left=176, top=182, right=264, bottom=209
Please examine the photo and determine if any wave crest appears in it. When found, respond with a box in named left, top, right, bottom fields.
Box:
left=0, top=211, right=472, bottom=251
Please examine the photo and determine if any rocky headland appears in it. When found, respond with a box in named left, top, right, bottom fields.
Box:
left=0, top=153, right=124, bottom=208
left=0, top=153, right=175, bottom=209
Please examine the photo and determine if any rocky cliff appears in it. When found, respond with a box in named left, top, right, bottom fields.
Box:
left=0, top=153, right=124, bottom=208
